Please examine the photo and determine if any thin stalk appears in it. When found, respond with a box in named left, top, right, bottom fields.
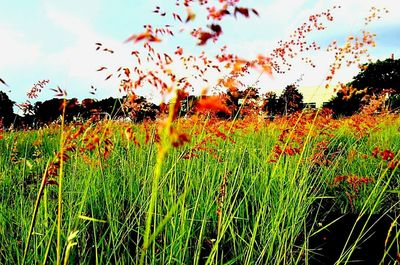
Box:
left=139, top=91, right=177, bottom=265
left=57, top=99, right=67, bottom=265
left=42, top=219, right=57, bottom=265
left=22, top=161, right=51, bottom=265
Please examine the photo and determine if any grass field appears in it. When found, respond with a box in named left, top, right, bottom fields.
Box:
left=0, top=111, right=399, bottom=264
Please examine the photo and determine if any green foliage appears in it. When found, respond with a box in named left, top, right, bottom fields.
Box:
left=0, top=116, right=398, bottom=264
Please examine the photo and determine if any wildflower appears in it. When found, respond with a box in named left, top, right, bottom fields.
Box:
left=380, top=149, right=394, bottom=161
left=333, top=175, right=372, bottom=193
left=388, top=160, right=400, bottom=170
left=195, top=96, right=231, bottom=116
left=333, top=175, right=347, bottom=185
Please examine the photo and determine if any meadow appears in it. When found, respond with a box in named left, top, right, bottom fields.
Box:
left=0, top=110, right=399, bottom=264
left=0, top=2, right=399, bottom=264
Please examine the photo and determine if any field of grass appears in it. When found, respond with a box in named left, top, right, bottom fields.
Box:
left=0, top=111, right=399, bottom=264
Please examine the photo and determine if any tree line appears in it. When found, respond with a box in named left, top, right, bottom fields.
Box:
left=0, top=84, right=304, bottom=129
left=1, top=58, right=399, bottom=129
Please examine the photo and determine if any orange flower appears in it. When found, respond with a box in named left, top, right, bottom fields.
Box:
left=195, top=96, right=231, bottom=115
left=388, top=160, right=400, bottom=170
left=124, top=30, right=161, bottom=44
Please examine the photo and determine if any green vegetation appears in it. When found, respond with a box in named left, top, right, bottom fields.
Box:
left=0, top=113, right=399, bottom=264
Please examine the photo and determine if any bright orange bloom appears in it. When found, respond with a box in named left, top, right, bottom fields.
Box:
left=195, top=96, right=231, bottom=115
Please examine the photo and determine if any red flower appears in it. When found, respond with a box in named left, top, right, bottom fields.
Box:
left=333, top=175, right=347, bottom=185
left=371, top=146, right=380, bottom=158
left=380, top=149, right=394, bottom=161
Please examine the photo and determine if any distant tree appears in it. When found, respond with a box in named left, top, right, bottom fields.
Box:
left=223, top=86, right=261, bottom=118
left=123, top=95, right=160, bottom=122
left=326, top=87, right=364, bottom=117
left=133, top=101, right=160, bottom=122
left=97, top=97, right=124, bottom=118
left=226, top=87, right=240, bottom=105
left=236, top=86, right=260, bottom=116
left=352, top=58, right=400, bottom=111
left=241, top=87, right=259, bottom=100
left=63, top=98, right=81, bottom=122
left=351, top=58, right=400, bottom=93
left=0, top=91, right=15, bottom=127
left=388, top=94, right=400, bottom=111
left=225, top=87, right=240, bottom=116
left=261, top=91, right=279, bottom=116
left=278, top=84, right=304, bottom=115
left=34, top=98, right=65, bottom=125
left=327, top=58, right=400, bottom=116
left=80, top=98, right=97, bottom=119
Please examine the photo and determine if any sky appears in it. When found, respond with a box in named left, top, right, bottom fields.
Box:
left=0, top=0, right=399, bottom=111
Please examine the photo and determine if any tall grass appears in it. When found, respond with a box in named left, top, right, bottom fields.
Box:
left=0, top=114, right=399, bottom=264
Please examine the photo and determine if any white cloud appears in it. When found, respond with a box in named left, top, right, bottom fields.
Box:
left=2, top=0, right=398, bottom=104
left=43, top=7, right=135, bottom=98
left=0, top=24, right=43, bottom=71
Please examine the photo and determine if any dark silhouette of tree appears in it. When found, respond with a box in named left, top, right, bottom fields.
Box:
left=388, top=94, right=400, bottom=111
left=242, top=87, right=259, bottom=100
left=134, top=101, right=160, bottom=122
left=225, top=87, right=241, bottom=117
left=236, top=87, right=260, bottom=117
left=34, top=99, right=64, bottom=125
left=33, top=98, right=82, bottom=125
left=351, top=58, right=400, bottom=92
left=64, top=98, right=81, bottom=122
left=223, top=86, right=261, bottom=118
left=226, top=87, right=240, bottom=106
left=96, top=97, right=124, bottom=118
left=327, top=58, right=400, bottom=116
left=352, top=58, right=400, bottom=111
left=326, top=88, right=363, bottom=117
left=0, top=91, right=15, bottom=127
left=261, top=91, right=279, bottom=116
left=123, top=95, right=160, bottom=122
left=80, top=98, right=97, bottom=120
left=278, top=84, right=304, bottom=115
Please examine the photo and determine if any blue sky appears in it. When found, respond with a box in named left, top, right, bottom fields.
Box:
left=1, top=0, right=399, bottom=110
